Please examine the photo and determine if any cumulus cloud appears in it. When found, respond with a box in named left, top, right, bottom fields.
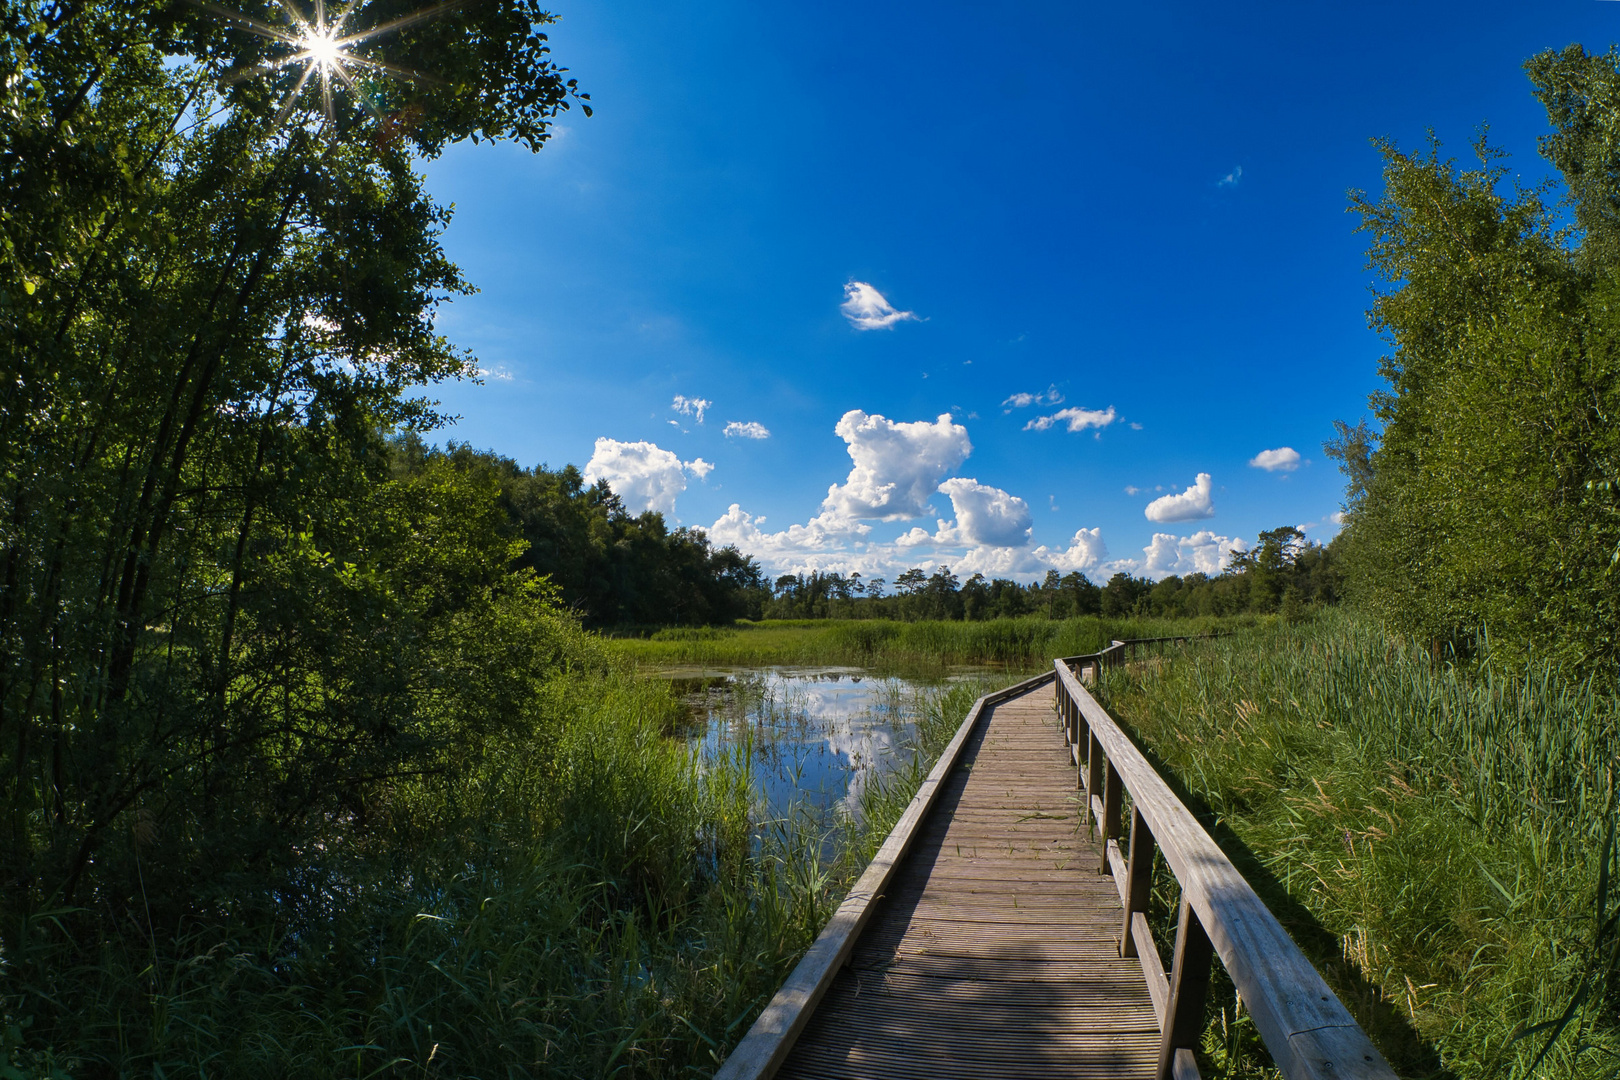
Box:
left=1139, top=530, right=1247, bottom=579
left=1144, top=473, right=1215, bottom=523
left=822, top=410, right=972, bottom=521
left=1024, top=406, right=1117, bottom=433
left=1249, top=447, right=1301, bottom=472
left=935, top=478, right=1033, bottom=547
left=476, top=365, right=514, bottom=381
left=724, top=421, right=770, bottom=440
left=840, top=281, right=918, bottom=331
left=1219, top=165, right=1243, bottom=187
left=706, top=504, right=875, bottom=574
left=671, top=395, right=711, bottom=424
left=1002, top=385, right=1064, bottom=411
left=584, top=438, right=713, bottom=515
left=1033, top=527, right=1109, bottom=574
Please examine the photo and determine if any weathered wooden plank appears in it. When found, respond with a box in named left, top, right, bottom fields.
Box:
left=1132, top=911, right=1169, bottom=1024
left=712, top=671, right=1057, bottom=1080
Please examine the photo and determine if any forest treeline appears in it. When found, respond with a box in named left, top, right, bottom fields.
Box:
left=754, top=525, right=1340, bottom=622
left=392, top=437, right=768, bottom=626
left=408, top=440, right=1343, bottom=628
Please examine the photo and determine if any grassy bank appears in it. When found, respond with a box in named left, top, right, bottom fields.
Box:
left=610, top=615, right=1251, bottom=672
left=3, top=612, right=1031, bottom=1079
left=1100, top=611, right=1619, bottom=1078
left=3, top=620, right=839, bottom=1079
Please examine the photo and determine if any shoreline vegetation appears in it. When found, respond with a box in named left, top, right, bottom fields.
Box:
left=606, top=615, right=1252, bottom=673
left=1100, top=612, right=1620, bottom=1078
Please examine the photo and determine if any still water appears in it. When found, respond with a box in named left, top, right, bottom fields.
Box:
left=657, top=665, right=998, bottom=823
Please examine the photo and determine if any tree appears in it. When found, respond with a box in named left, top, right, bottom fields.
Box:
left=1336, top=44, right=1620, bottom=670
left=0, top=0, right=588, bottom=941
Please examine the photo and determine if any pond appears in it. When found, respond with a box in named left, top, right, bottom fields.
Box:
left=655, top=665, right=1002, bottom=824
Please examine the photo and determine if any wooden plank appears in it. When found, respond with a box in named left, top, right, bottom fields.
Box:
left=1053, top=661, right=1398, bottom=1080
left=768, top=675, right=1160, bottom=1080
left=1132, top=911, right=1169, bottom=1024
left=713, top=670, right=1056, bottom=1080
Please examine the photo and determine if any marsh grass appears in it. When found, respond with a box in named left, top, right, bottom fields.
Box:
left=611, top=615, right=1249, bottom=674
left=2, top=669, right=848, bottom=1079
left=1098, top=611, right=1620, bottom=1079
left=2, top=637, right=1024, bottom=1078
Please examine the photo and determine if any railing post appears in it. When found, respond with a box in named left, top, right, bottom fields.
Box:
left=1156, top=895, right=1214, bottom=1080
left=1084, top=730, right=1104, bottom=833
left=1098, top=761, right=1122, bottom=872
left=1120, top=807, right=1154, bottom=957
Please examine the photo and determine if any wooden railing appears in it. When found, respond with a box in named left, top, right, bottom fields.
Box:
left=1059, top=640, right=1396, bottom=1080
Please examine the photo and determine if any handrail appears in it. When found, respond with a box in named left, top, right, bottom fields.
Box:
left=1054, top=657, right=1397, bottom=1080
left=714, top=668, right=1058, bottom=1080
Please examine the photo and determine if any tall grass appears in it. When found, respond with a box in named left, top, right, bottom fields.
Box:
left=1, top=665, right=844, bottom=1078
left=1100, top=610, right=1620, bottom=1079
left=611, top=615, right=1249, bottom=672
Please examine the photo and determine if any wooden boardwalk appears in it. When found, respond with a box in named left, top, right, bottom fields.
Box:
left=718, top=648, right=1398, bottom=1080
left=776, top=689, right=1158, bottom=1079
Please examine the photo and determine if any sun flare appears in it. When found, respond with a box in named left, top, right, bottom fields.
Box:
left=301, top=30, right=344, bottom=70
left=195, top=0, right=463, bottom=128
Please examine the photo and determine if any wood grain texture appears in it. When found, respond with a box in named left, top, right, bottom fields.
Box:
left=712, top=672, right=1057, bottom=1080
left=768, top=690, right=1160, bottom=1080
left=1054, top=662, right=1398, bottom=1080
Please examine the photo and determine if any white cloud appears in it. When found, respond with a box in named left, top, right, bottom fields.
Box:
left=1329, top=510, right=1348, bottom=526
left=840, top=281, right=918, bottom=331
left=584, top=438, right=713, bottom=515
left=671, top=395, right=711, bottom=424
left=1024, top=406, right=1117, bottom=433
left=935, top=478, right=1033, bottom=547
left=822, top=410, right=972, bottom=521
left=706, top=504, right=876, bottom=574
left=476, top=365, right=514, bottom=381
left=1124, top=485, right=1141, bottom=496
left=724, top=420, right=770, bottom=440
left=1002, top=385, right=1064, bottom=411
left=895, top=526, right=935, bottom=548
left=1033, top=527, right=1108, bottom=574
left=1249, top=447, right=1301, bottom=472
left=1219, top=165, right=1243, bottom=187
left=1138, top=530, right=1247, bottom=579
left=1144, top=473, right=1215, bottom=523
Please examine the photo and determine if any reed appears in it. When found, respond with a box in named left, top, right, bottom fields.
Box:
left=611, top=615, right=1250, bottom=672
left=1, top=668, right=845, bottom=1078
left=1099, top=610, right=1620, bottom=1078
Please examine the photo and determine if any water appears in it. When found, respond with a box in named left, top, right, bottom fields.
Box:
left=657, top=665, right=994, bottom=823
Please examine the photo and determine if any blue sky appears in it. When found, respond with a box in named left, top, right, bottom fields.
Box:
left=416, top=0, right=1614, bottom=584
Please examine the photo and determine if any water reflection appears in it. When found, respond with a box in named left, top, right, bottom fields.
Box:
left=657, top=665, right=988, bottom=824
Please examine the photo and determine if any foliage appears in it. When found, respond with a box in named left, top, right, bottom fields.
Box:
left=0, top=4, right=844, bottom=1076
left=1339, top=45, right=1620, bottom=673
left=1102, top=612, right=1620, bottom=1078
left=4, top=657, right=844, bottom=1077
left=390, top=437, right=769, bottom=627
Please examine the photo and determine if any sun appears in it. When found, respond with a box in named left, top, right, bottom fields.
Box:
left=195, top=0, right=462, bottom=128
left=301, top=30, right=344, bottom=71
